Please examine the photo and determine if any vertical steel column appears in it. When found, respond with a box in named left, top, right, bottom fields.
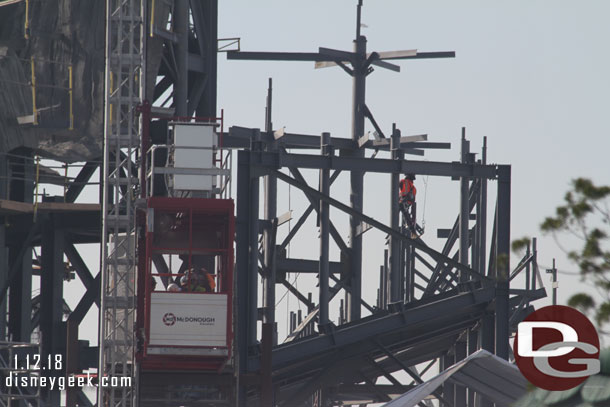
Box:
left=261, top=83, right=276, bottom=407
left=441, top=352, right=455, bottom=407
left=479, top=137, right=487, bottom=276
left=457, top=130, right=471, bottom=407
left=382, top=249, right=388, bottom=309
left=459, top=128, right=470, bottom=282
left=8, top=152, right=33, bottom=342
left=346, top=32, right=366, bottom=322
left=406, top=243, right=415, bottom=302
left=495, top=165, right=511, bottom=359
left=319, top=132, right=331, bottom=327
left=525, top=241, right=531, bottom=292
left=389, top=126, right=402, bottom=303
left=41, top=213, right=64, bottom=406
left=454, top=341, right=467, bottom=407
left=479, top=137, right=494, bottom=356
left=196, top=0, right=218, bottom=118
left=0, top=155, right=6, bottom=340
left=8, top=240, right=32, bottom=342
left=263, top=81, right=276, bottom=326
left=0, top=226, right=5, bottom=341
left=249, top=131, right=261, bottom=347
left=472, top=183, right=479, bottom=276
left=236, top=150, right=252, bottom=406
left=174, top=0, right=189, bottom=116
left=467, top=328, right=478, bottom=407
left=532, top=238, right=538, bottom=290
left=548, top=258, right=557, bottom=305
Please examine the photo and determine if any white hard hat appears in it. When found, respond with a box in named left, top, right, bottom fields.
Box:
left=167, top=283, right=180, bottom=292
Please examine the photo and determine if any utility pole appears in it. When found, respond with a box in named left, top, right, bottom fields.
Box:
left=546, top=258, right=558, bottom=305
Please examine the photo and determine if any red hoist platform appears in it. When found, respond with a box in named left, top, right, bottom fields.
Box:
left=136, top=111, right=234, bottom=374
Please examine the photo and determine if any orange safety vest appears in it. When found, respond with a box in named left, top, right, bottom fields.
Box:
left=399, top=178, right=416, bottom=205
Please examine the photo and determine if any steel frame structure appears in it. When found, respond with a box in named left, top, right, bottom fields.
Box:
left=232, top=126, right=545, bottom=407
left=227, top=4, right=545, bottom=404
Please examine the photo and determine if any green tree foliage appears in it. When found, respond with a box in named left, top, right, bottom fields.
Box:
left=541, top=178, right=610, bottom=328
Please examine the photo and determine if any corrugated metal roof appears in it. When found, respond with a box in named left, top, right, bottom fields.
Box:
left=515, top=348, right=610, bottom=407
left=382, top=350, right=527, bottom=407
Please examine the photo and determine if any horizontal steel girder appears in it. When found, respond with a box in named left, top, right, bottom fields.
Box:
left=249, top=150, right=498, bottom=179
left=249, top=286, right=495, bottom=372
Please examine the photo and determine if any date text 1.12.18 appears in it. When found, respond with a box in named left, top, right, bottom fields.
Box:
left=13, top=354, right=63, bottom=370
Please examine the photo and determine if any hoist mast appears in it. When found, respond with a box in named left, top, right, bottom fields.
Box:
left=99, top=0, right=145, bottom=405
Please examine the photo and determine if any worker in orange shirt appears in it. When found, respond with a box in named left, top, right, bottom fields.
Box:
left=180, top=267, right=216, bottom=292
left=399, top=173, right=418, bottom=237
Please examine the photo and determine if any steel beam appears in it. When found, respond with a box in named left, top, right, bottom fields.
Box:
left=319, top=132, right=331, bottom=327
left=192, top=0, right=218, bottom=117
left=65, top=161, right=99, bottom=203
left=263, top=85, right=277, bottom=326
left=459, top=129, right=470, bottom=284
left=286, top=166, right=349, bottom=255
left=343, top=34, right=368, bottom=322
left=454, top=340, right=467, bottom=407
left=282, top=280, right=315, bottom=310
left=441, top=352, right=455, bottom=407
left=390, top=126, right=403, bottom=303
left=278, top=170, right=341, bottom=251
left=8, top=239, right=33, bottom=342
left=174, top=0, right=189, bottom=116
left=423, top=180, right=480, bottom=298
left=68, top=274, right=100, bottom=324
left=277, top=258, right=342, bottom=275
left=479, top=137, right=488, bottom=278
left=495, top=165, right=511, bottom=359
left=375, top=340, right=449, bottom=407
left=65, top=243, right=96, bottom=299
left=272, top=169, right=489, bottom=284
left=227, top=126, right=451, bottom=151
left=249, top=136, right=262, bottom=350
left=40, top=213, right=64, bottom=406
left=236, top=150, right=253, bottom=406
left=268, top=287, right=494, bottom=370
left=0, top=154, right=6, bottom=340
left=250, top=150, right=498, bottom=179
left=0, top=218, right=5, bottom=340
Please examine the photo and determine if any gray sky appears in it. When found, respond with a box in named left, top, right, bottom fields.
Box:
left=217, top=0, right=610, bottom=336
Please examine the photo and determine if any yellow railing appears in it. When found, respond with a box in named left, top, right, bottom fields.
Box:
left=24, top=0, right=29, bottom=38
left=30, top=56, right=37, bottom=125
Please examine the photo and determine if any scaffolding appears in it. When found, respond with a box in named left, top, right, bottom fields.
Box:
left=0, top=341, right=42, bottom=407
left=98, top=0, right=145, bottom=406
